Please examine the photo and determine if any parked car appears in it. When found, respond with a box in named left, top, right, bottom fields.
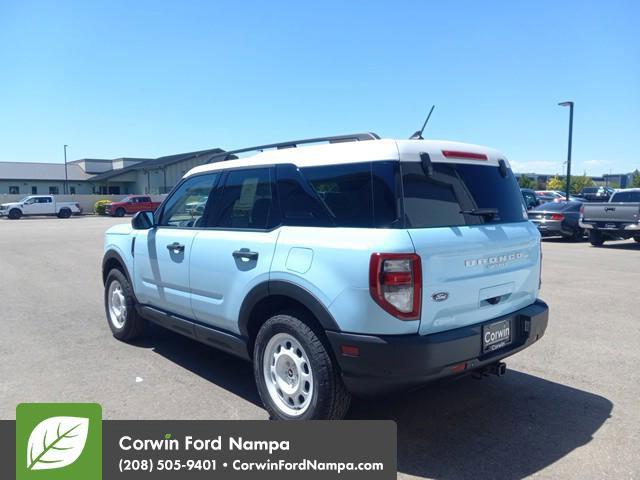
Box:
left=102, top=133, right=548, bottom=420
left=529, top=201, right=585, bottom=241
left=521, top=188, right=540, bottom=210
left=105, top=195, right=161, bottom=217
left=579, top=188, right=640, bottom=246
left=0, top=195, right=81, bottom=219
left=580, top=186, right=615, bottom=202
left=535, top=190, right=565, bottom=204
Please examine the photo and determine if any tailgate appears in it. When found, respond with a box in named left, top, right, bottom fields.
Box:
left=583, top=203, right=640, bottom=224
left=410, top=223, right=540, bottom=335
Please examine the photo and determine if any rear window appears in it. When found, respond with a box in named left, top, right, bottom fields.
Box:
left=534, top=201, right=580, bottom=212
left=401, top=162, right=526, bottom=228
left=612, top=191, right=640, bottom=202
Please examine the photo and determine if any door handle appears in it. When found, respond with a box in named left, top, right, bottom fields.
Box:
left=232, top=250, right=259, bottom=261
left=166, top=242, right=185, bottom=253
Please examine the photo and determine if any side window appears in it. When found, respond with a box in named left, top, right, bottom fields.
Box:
left=372, top=161, right=401, bottom=227
left=301, top=163, right=374, bottom=228
left=159, top=173, right=219, bottom=228
left=213, top=168, right=276, bottom=230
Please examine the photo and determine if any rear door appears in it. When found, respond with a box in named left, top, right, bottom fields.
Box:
left=133, top=173, right=220, bottom=318
left=189, top=167, right=280, bottom=334
left=399, top=161, right=541, bottom=336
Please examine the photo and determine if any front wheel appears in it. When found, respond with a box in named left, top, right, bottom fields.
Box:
left=8, top=209, right=22, bottom=220
left=104, top=269, right=146, bottom=341
left=634, top=236, right=640, bottom=243
left=115, top=208, right=126, bottom=217
left=254, top=314, right=351, bottom=420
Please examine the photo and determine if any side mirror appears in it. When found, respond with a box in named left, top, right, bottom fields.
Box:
left=132, top=211, right=155, bottom=230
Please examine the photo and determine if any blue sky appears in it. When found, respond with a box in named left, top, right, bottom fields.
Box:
left=0, top=0, right=638, bottom=175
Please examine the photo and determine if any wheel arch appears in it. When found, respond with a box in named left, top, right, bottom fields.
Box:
left=240, top=281, right=341, bottom=353
left=102, top=249, right=132, bottom=286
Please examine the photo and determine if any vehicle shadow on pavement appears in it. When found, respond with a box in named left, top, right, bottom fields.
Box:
left=133, top=325, right=264, bottom=408
left=131, top=327, right=612, bottom=479
left=594, top=242, right=640, bottom=251
left=348, top=371, right=612, bottom=479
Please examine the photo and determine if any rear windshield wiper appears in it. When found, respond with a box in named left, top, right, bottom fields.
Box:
left=460, top=208, right=500, bottom=220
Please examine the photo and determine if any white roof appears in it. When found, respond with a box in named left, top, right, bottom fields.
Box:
left=186, top=138, right=509, bottom=178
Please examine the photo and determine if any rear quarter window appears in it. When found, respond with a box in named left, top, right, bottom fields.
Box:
left=279, top=161, right=400, bottom=228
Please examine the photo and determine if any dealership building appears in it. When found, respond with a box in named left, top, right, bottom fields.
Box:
left=0, top=147, right=224, bottom=196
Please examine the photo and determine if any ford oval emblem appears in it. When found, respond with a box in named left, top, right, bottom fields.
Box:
left=432, top=292, right=449, bottom=302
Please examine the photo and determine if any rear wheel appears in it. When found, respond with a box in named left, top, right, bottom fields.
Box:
left=634, top=236, right=640, bottom=243
left=589, top=230, right=605, bottom=246
left=254, top=314, right=351, bottom=420
left=8, top=209, right=22, bottom=220
left=115, top=208, right=126, bottom=217
left=57, top=208, right=72, bottom=219
left=104, top=269, right=146, bottom=341
left=570, top=227, right=584, bottom=242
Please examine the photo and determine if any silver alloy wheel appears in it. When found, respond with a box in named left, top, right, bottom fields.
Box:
left=108, top=280, right=127, bottom=329
left=262, top=333, right=314, bottom=417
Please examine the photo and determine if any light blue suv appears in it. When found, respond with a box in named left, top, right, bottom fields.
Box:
left=102, top=133, right=549, bottom=420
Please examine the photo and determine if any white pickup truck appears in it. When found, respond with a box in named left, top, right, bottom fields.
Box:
left=0, top=195, right=82, bottom=219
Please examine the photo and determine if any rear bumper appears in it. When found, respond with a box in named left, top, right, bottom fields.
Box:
left=580, top=220, right=640, bottom=232
left=327, top=299, right=549, bottom=395
left=530, top=220, right=572, bottom=236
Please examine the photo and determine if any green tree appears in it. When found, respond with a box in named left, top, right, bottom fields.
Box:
left=570, top=173, right=595, bottom=195
left=518, top=174, right=536, bottom=189
left=546, top=175, right=565, bottom=191
left=631, top=170, right=640, bottom=188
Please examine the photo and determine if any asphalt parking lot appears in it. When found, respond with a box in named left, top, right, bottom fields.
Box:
left=1, top=216, right=638, bottom=479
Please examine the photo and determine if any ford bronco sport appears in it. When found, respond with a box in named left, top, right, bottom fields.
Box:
left=102, top=133, right=549, bottom=420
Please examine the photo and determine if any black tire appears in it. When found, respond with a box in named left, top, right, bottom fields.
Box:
left=634, top=236, right=640, bottom=243
left=58, top=208, right=72, bottom=219
left=570, top=227, right=584, bottom=242
left=115, top=208, right=126, bottom=217
left=104, top=269, right=146, bottom=341
left=8, top=208, right=22, bottom=220
left=589, top=230, right=605, bottom=246
left=253, top=313, right=351, bottom=420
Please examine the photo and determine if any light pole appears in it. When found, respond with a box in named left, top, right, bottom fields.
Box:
left=63, top=144, right=69, bottom=195
left=558, top=101, right=574, bottom=199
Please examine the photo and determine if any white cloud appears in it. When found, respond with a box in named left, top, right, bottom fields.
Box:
left=582, top=159, right=613, bottom=167
left=510, top=160, right=561, bottom=174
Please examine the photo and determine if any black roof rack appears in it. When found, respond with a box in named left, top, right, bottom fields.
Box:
left=206, top=132, right=380, bottom=164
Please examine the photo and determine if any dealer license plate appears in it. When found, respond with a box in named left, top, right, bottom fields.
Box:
left=482, top=319, right=512, bottom=353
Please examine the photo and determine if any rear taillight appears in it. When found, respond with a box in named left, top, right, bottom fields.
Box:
left=550, top=213, right=564, bottom=221
left=369, top=253, right=422, bottom=320
left=579, top=205, right=584, bottom=219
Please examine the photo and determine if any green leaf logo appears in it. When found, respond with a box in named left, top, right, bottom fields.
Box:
left=26, top=416, right=89, bottom=471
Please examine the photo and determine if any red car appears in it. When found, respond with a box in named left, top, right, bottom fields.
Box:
left=105, top=195, right=161, bottom=217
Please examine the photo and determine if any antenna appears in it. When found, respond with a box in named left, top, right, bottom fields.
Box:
left=410, top=105, right=436, bottom=140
